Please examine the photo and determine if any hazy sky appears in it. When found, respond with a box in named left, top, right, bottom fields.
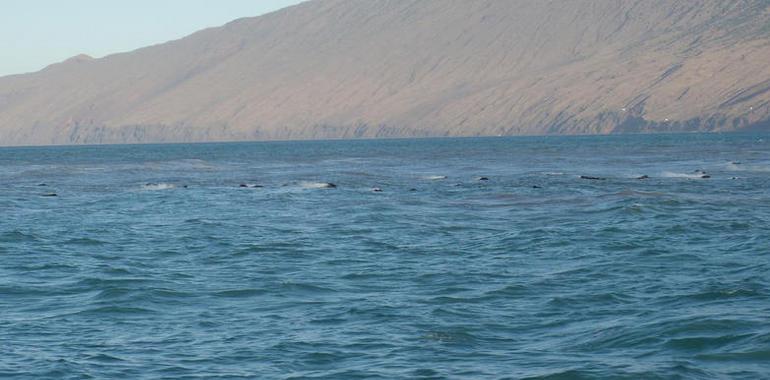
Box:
left=0, top=0, right=306, bottom=77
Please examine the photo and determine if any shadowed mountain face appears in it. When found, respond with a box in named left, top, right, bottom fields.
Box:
left=1, top=0, right=770, bottom=146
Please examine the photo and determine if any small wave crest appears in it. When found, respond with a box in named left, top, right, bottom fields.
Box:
left=661, top=171, right=705, bottom=179
left=142, top=183, right=175, bottom=191
left=1, top=230, right=39, bottom=242
left=299, top=181, right=336, bottom=189
left=146, top=159, right=217, bottom=171
left=725, top=162, right=770, bottom=172
left=423, top=175, right=447, bottom=180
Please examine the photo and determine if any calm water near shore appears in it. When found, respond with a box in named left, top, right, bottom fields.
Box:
left=1, top=133, right=769, bottom=379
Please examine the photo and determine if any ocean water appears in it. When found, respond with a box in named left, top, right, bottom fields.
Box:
left=1, top=133, right=769, bottom=379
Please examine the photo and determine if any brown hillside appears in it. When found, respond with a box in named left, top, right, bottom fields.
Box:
left=1, top=0, right=769, bottom=145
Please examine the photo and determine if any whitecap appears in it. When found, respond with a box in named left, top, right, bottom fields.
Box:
left=299, top=181, right=337, bottom=189
left=661, top=172, right=704, bottom=179
left=423, top=175, right=447, bottom=180
left=142, top=183, right=176, bottom=191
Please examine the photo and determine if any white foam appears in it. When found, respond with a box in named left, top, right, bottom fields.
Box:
left=142, top=183, right=176, bottom=191
left=423, top=175, right=447, bottom=180
left=299, top=181, right=336, bottom=189
left=661, top=171, right=703, bottom=179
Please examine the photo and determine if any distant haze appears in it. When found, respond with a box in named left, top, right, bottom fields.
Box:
left=0, top=0, right=305, bottom=76
left=1, top=0, right=769, bottom=146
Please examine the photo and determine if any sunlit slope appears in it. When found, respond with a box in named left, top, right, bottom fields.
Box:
left=1, top=0, right=769, bottom=145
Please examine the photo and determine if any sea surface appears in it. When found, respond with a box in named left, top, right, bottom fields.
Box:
left=1, top=134, right=769, bottom=379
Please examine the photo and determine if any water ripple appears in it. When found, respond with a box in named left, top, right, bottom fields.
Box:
left=1, top=134, right=769, bottom=378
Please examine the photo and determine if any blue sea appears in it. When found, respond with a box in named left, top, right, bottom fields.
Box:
left=1, top=134, right=769, bottom=379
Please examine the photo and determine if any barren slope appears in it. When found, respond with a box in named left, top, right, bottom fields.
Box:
left=1, top=0, right=770, bottom=145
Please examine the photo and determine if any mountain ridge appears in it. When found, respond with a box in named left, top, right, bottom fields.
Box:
left=1, top=0, right=770, bottom=146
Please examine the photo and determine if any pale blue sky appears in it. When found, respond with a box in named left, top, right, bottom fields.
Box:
left=0, top=0, right=306, bottom=77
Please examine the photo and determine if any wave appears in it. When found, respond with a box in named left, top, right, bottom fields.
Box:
left=72, top=306, right=157, bottom=316
left=423, top=175, right=447, bottom=180
left=142, top=183, right=175, bottom=190
left=145, top=159, right=218, bottom=171
left=239, top=183, right=263, bottom=189
left=279, top=282, right=337, bottom=294
left=63, top=237, right=107, bottom=246
left=0, top=230, right=39, bottom=242
left=661, top=171, right=706, bottom=179
left=725, top=162, right=770, bottom=172
left=212, top=288, right=269, bottom=298
left=299, top=181, right=337, bottom=189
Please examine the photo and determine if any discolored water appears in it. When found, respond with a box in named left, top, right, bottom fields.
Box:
left=1, top=134, right=769, bottom=379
